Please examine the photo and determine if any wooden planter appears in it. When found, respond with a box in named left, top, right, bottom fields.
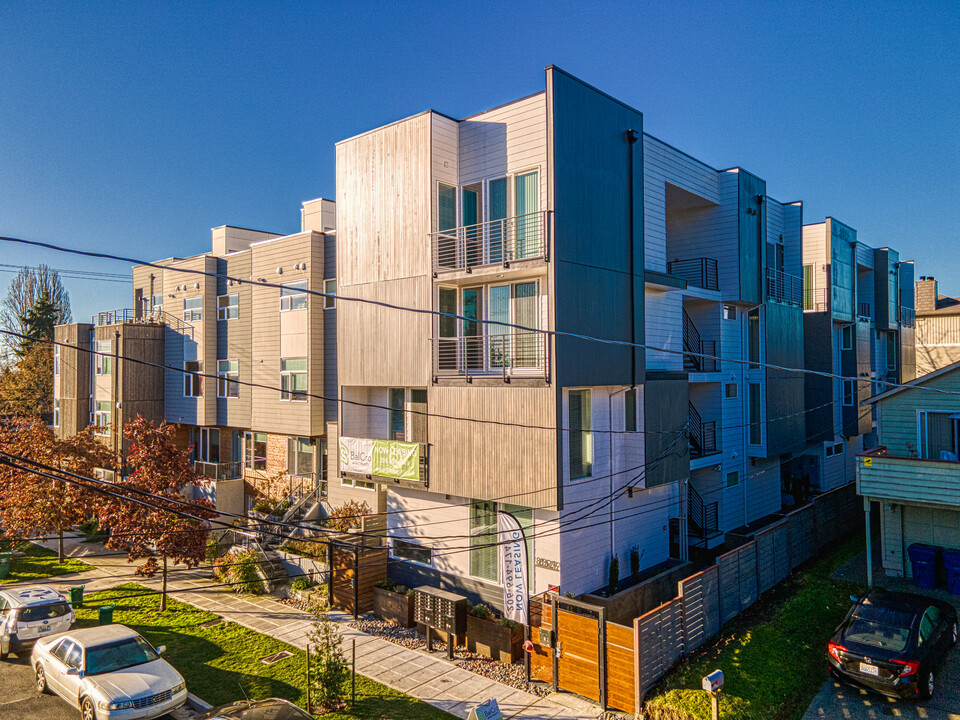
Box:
left=373, top=587, right=415, bottom=628
left=466, top=615, right=522, bottom=663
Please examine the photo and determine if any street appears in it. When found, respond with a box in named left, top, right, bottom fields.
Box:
left=0, top=649, right=197, bottom=720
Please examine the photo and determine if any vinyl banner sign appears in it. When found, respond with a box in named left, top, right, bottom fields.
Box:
left=339, top=437, right=421, bottom=483
left=498, top=511, right=529, bottom=625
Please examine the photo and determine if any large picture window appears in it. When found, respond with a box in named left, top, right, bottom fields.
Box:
left=244, top=432, right=267, bottom=471
left=183, top=296, right=203, bottom=322
left=287, top=437, right=313, bottom=476
left=568, top=389, right=593, bottom=479
left=469, top=499, right=498, bottom=581
left=280, top=281, right=308, bottom=311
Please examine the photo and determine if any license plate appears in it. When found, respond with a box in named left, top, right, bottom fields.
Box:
left=38, top=626, right=51, bottom=633
left=859, top=662, right=879, bottom=676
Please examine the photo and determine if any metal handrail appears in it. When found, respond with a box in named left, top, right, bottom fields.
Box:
left=803, top=287, right=829, bottom=312
left=682, top=309, right=718, bottom=373
left=667, top=258, right=719, bottom=291
left=766, top=268, right=803, bottom=307
left=432, top=331, right=547, bottom=379
left=431, top=210, right=548, bottom=273
left=689, top=401, right=717, bottom=458
left=195, top=460, right=243, bottom=481
left=280, top=485, right=321, bottom=526
left=899, top=306, right=916, bottom=328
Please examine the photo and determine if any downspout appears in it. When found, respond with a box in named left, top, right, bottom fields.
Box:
left=113, top=330, right=121, bottom=461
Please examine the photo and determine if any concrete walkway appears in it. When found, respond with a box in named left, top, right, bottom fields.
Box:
left=29, top=538, right=607, bottom=720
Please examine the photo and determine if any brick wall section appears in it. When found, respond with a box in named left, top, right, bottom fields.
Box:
left=916, top=278, right=938, bottom=313
left=267, top=433, right=287, bottom=475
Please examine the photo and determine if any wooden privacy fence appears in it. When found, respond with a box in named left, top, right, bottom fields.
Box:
left=634, top=483, right=857, bottom=703
left=327, top=539, right=388, bottom=619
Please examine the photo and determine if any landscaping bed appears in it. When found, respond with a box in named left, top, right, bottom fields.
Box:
left=0, top=541, right=93, bottom=584
left=74, top=584, right=456, bottom=719
left=643, top=534, right=869, bottom=720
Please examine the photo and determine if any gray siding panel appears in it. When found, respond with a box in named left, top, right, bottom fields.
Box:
left=765, top=302, right=804, bottom=455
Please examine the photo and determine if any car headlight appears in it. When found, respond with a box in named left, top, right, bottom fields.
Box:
left=99, top=700, right=135, bottom=710
left=172, top=682, right=186, bottom=694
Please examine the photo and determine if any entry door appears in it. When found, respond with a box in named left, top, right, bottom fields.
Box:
left=462, top=287, right=483, bottom=370
left=462, top=184, right=482, bottom=268
left=514, top=171, right=539, bottom=259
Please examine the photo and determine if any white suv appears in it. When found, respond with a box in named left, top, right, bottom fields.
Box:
left=0, top=585, right=75, bottom=658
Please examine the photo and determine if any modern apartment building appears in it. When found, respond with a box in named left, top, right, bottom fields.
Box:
left=915, top=276, right=960, bottom=376
left=53, top=199, right=342, bottom=517
left=796, top=220, right=916, bottom=493
left=334, top=65, right=818, bottom=603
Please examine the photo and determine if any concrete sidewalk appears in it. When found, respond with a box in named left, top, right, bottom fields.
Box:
left=32, top=538, right=607, bottom=720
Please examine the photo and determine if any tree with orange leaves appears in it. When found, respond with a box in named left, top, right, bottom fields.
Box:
left=97, top=416, right=217, bottom=611
left=0, top=417, right=112, bottom=562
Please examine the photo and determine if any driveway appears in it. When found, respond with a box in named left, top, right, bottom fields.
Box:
left=0, top=649, right=196, bottom=720
left=803, top=647, right=960, bottom=720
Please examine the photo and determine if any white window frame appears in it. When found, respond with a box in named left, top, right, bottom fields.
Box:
left=341, top=475, right=376, bottom=491
left=323, top=278, right=336, bottom=309
left=184, top=361, right=203, bottom=397
left=217, top=293, right=238, bottom=320
left=217, top=359, right=239, bottom=398
left=280, top=357, right=307, bottom=402
left=568, top=388, right=593, bottom=480
left=391, top=538, right=432, bottom=566
left=280, top=280, right=308, bottom=312
left=723, top=304, right=737, bottom=321
left=53, top=346, right=60, bottom=375
left=53, top=398, right=60, bottom=427
left=183, top=296, right=203, bottom=322
left=151, top=294, right=163, bottom=313
left=94, top=341, right=112, bottom=375
left=93, top=401, right=111, bottom=437
left=195, top=427, right=220, bottom=464
left=244, top=431, right=267, bottom=471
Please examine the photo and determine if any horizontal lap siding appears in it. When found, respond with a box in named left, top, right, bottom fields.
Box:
left=860, top=458, right=960, bottom=506
left=644, top=289, right=683, bottom=370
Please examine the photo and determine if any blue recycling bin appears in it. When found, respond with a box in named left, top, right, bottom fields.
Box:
left=942, top=548, right=960, bottom=595
left=908, top=543, right=940, bottom=590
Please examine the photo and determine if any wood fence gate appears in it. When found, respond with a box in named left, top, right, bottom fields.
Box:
left=327, top=539, right=388, bottom=618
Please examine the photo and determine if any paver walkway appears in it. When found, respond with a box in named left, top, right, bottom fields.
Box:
left=29, top=538, right=606, bottom=720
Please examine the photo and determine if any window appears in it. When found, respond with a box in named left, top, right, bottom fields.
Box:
left=726, top=471, right=740, bottom=487
left=470, top=499, right=498, bottom=581
left=389, top=388, right=405, bottom=440
left=324, top=279, right=336, bottom=309
left=151, top=294, right=163, bottom=313
left=919, top=607, right=940, bottom=645
left=393, top=539, right=432, bottom=566
left=280, top=358, right=307, bottom=401
left=341, top=474, right=376, bottom=490
left=184, top=361, right=203, bottom=397
left=280, top=280, right=307, bottom=311
left=53, top=346, right=60, bottom=375
left=287, top=437, right=313, bottom=477
left=217, top=293, right=238, bottom=320
left=624, top=387, right=637, bottom=432
left=438, top=183, right=457, bottom=232
left=802, top=264, right=814, bottom=310
left=94, top=401, right=111, bottom=436
left=824, top=441, right=846, bottom=458
left=725, top=383, right=738, bottom=399
left=886, top=333, right=897, bottom=371
left=723, top=304, right=737, bottom=321
left=842, top=380, right=855, bottom=406
left=217, top=360, right=239, bottom=398
left=93, top=468, right=116, bottom=482
left=749, top=383, right=762, bottom=445
left=183, top=296, right=203, bottom=321
left=918, top=411, right=959, bottom=460
left=95, top=340, right=112, bottom=375
left=194, top=428, right=219, bottom=464
left=244, top=432, right=267, bottom=471
left=841, top=325, right=853, bottom=350
left=568, top=389, right=593, bottom=479
left=748, top=309, right=760, bottom=368
left=53, top=399, right=60, bottom=427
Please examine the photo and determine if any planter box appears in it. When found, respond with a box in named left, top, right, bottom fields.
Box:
left=466, top=615, right=522, bottom=663
left=373, top=587, right=414, bottom=628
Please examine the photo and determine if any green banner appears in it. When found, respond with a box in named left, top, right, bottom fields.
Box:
left=372, top=439, right=420, bottom=482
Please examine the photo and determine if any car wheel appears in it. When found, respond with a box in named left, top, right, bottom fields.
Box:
left=35, top=665, right=46, bottom=693
left=80, top=696, right=97, bottom=720
left=921, top=669, right=935, bottom=701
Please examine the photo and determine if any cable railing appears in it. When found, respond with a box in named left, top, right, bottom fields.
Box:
left=899, top=306, right=916, bottom=328
left=431, top=210, right=548, bottom=273
left=92, top=308, right=138, bottom=326
left=432, top=331, right=547, bottom=379
left=766, top=268, right=803, bottom=307
left=667, top=257, right=719, bottom=291
left=803, top=288, right=829, bottom=312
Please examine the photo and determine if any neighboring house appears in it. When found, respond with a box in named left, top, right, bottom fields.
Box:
left=915, top=276, right=960, bottom=376
left=53, top=199, right=349, bottom=519
left=858, top=359, right=960, bottom=584
left=795, top=220, right=915, bottom=494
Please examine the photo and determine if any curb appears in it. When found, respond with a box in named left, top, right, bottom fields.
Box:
left=187, top=692, right=212, bottom=711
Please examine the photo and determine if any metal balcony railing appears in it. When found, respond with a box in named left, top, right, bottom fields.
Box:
left=432, top=331, right=547, bottom=379
left=688, top=484, right=719, bottom=540
left=682, top=308, right=718, bottom=373
left=803, top=288, right=829, bottom=312
left=195, top=460, right=243, bottom=481
left=858, top=302, right=872, bottom=323
left=431, top=211, right=548, bottom=273
left=689, top=401, right=718, bottom=458
left=766, top=268, right=803, bottom=307
left=900, top=306, right=916, bottom=328
left=93, top=308, right=137, bottom=326
left=667, top=258, right=719, bottom=291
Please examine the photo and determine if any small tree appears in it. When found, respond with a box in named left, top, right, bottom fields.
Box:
left=0, top=419, right=110, bottom=561
left=608, top=554, right=620, bottom=596
left=0, top=342, right=53, bottom=418
left=327, top=499, right=371, bottom=532
left=308, top=613, right=349, bottom=711
left=97, top=417, right=216, bottom=610
left=1, top=265, right=71, bottom=359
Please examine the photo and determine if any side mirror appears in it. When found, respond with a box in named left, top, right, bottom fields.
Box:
left=66, top=667, right=80, bottom=676
left=155, top=645, right=166, bottom=655
left=849, top=595, right=860, bottom=603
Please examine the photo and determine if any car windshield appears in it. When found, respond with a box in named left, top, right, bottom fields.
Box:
left=845, top=617, right=911, bottom=652
left=84, top=636, right=159, bottom=675
left=219, top=701, right=313, bottom=719
left=18, top=602, right=71, bottom=622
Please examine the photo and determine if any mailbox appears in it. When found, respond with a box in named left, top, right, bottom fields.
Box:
left=414, top=586, right=468, bottom=637
left=702, top=669, right=724, bottom=694
left=538, top=626, right=554, bottom=648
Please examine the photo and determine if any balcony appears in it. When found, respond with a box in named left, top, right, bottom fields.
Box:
left=803, top=288, right=829, bottom=312
left=431, top=211, right=548, bottom=274
left=339, top=436, right=428, bottom=488
left=195, top=461, right=243, bottom=481
left=900, top=306, right=916, bottom=328
left=766, top=268, right=803, bottom=307
left=667, top=258, right=718, bottom=291
left=689, top=401, right=718, bottom=459
left=682, top=308, right=718, bottom=373
left=858, top=302, right=872, bottom=323
left=858, top=450, right=960, bottom=508
left=431, top=331, right=548, bottom=380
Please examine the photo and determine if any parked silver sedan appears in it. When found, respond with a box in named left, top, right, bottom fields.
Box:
left=30, top=624, right=187, bottom=720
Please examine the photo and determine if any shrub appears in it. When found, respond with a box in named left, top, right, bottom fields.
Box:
left=308, top=614, right=350, bottom=710
left=608, top=554, right=620, bottom=596
left=470, top=603, right=493, bottom=620
left=375, top=578, right=396, bottom=591
left=499, top=618, right=521, bottom=631
left=394, top=584, right=409, bottom=595
left=205, top=538, right=221, bottom=563
left=252, top=496, right=276, bottom=514
left=213, top=550, right=267, bottom=595
left=291, top=576, right=316, bottom=592
left=271, top=499, right=292, bottom=518
left=630, top=545, right=641, bottom=579
left=282, top=539, right=326, bottom=560
left=327, top=499, right=371, bottom=532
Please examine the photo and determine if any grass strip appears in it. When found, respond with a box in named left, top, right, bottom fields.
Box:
left=0, top=541, right=93, bottom=584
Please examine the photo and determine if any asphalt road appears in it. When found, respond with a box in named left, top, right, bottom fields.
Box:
left=0, top=648, right=196, bottom=720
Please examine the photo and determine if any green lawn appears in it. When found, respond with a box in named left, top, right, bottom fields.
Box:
left=75, top=585, right=456, bottom=720
left=0, top=541, right=93, bottom=584
left=644, top=534, right=869, bottom=720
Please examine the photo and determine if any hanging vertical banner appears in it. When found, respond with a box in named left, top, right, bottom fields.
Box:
left=498, top=511, right=528, bottom=625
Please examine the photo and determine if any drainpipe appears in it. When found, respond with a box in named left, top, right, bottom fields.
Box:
left=864, top=496, right=873, bottom=587
left=113, top=330, right=121, bottom=461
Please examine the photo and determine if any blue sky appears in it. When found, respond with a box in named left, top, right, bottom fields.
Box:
left=1, top=1, right=958, bottom=321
